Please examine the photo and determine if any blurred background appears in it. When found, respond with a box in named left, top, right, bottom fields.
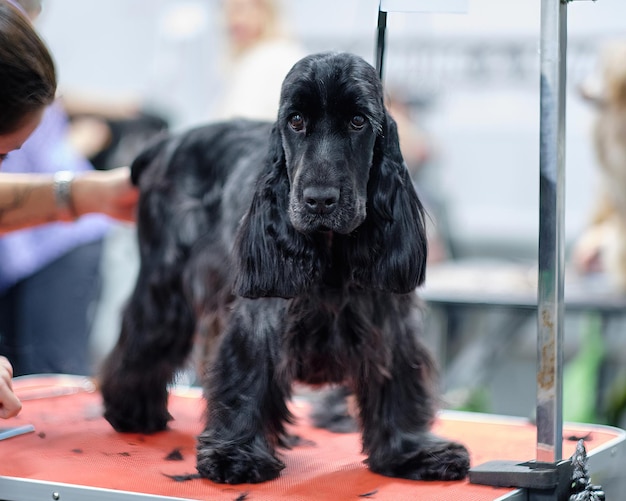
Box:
left=28, top=0, right=626, bottom=425
left=35, top=0, right=624, bottom=258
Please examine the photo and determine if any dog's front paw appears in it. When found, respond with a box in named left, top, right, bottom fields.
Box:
left=196, top=433, right=285, bottom=484
left=100, top=379, right=171, bottom=433
left=368, top=435, right=470, bottom=481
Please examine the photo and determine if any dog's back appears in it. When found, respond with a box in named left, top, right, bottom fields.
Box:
left=131, top=120, right=273, bottom=252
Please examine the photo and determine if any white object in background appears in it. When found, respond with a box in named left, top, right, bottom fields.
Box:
left=380, top=0, right=469, bottom=13
left=158, top=0, right=209, bottom=40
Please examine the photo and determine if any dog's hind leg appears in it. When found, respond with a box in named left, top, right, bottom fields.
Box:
left=196, top=298, right=292, bottom=484
left=309, top=385, right=359, bottom=433
left=99, top=261, right=195, bottom=434
left=357, top=320, right=470, bottom=481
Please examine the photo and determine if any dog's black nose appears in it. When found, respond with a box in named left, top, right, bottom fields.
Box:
left=303, top=186, right=339, bottom=214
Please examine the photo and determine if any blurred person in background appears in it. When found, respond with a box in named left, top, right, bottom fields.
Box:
left=0, top=0, right=138, bottom=415
left=572, top=40, right=626, bottom=291
left=0, top=0, right=54, bottom=415
left=212, top=0, right=305, bottom=121
left=0, top=0, right=118, bottom=377
left=173, top=0, right=305, bottom=384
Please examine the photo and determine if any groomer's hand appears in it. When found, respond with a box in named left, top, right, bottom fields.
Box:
left=71, top=166, right=139, bottom=223
left=0, top=356, right=21, bottom=419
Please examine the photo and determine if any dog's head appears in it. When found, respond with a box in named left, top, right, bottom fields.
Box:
left=235, top=52, right=427, bottom=298
left=277, top=52, right=384, bottom=235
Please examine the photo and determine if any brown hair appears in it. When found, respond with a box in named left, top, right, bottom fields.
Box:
left=0, top=0, right=56, bottom=134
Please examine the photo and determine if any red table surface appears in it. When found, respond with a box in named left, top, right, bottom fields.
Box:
left=0, top=375, right=620, bottom=501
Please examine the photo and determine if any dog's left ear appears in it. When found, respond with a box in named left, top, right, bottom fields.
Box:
left=234, top=125, right=322, bottom=299
left=347, top=112, right=428, bottom=293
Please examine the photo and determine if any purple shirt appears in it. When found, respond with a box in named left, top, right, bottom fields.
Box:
left=0, top=101, right=111, bottom=292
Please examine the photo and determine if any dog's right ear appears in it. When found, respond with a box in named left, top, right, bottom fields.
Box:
left=234, top=125, right=322, bottom=299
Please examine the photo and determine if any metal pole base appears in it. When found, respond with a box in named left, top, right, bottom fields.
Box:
left=469, top=459, right=572, bottom=501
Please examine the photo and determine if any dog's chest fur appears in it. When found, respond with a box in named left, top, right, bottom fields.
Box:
left=279, top=283, right=412, bottom=386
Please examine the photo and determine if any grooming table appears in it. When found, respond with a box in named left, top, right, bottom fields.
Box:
left=0, top=376, right=624, bottom=501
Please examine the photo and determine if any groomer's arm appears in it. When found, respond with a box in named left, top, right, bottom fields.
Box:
left=0, top=172, right=62, bottom=232
left=0, top=166, right=138, bottom=234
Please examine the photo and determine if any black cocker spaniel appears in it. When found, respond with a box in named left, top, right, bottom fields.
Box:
left=100, top=51, right=470, bottom=484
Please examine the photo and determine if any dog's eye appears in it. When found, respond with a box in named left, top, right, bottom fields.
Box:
left=350, top=115, right=366, bottom=130
left=289, top=114, right=305, bottom=132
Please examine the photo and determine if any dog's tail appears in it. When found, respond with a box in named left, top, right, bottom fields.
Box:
left=129, top=131, right=170, bottom=186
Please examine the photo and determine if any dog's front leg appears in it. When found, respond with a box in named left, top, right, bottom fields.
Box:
left=197, top=297, right=292, bottom=484
left=357, top=324, right=470, bottom=481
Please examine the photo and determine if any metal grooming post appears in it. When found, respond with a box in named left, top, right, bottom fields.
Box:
left=471, top=1, right=573, bottom=493
left=375, top=7, right=387, bottom=79
left=468, top=0, right=596, bottom=498
left=374, top=0, right=596, bottom=498
left=536, top=0, right=568, bottom=468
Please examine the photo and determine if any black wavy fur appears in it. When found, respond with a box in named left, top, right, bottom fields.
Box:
left=100, top=52, right=470, bottom=484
